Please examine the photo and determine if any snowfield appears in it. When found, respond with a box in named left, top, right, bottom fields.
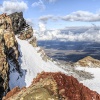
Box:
left=9, top=37, right=67, bottom=89
left=9, top=37, right=100, bottom=94
left=76, top=67, right=100, bottom=94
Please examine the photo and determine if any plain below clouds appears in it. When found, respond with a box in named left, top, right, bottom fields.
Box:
left=0, top=0, right=28, bottom=14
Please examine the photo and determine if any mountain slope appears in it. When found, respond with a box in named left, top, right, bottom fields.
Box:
left=9, top=37, right=67, bottom=89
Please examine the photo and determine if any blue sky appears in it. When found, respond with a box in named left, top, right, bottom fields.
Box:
left=0, top=0, right=100, bottom=30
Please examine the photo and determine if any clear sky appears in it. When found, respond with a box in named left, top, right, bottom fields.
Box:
left=0, top=0, right=100, bottom=30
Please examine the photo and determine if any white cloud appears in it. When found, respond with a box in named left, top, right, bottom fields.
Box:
left=32, top=0, right=45, bottom=10
left=0, top=0, right=28, bottom=14
left=26, top=18, right=34, bottom=26
left=39, top=15, right=54, bottom=22
left=61, top=11, right=100, bottom=22
left=39, top=22, right=46, bottom=32
left=35, top=26, right=100, bottom=42
left=44, top=0, right=57, bottom=3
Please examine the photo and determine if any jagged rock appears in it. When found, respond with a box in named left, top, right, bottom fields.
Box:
left=18, top=27, right=33, bottom=40
left=3, top=72, right=100, bottom=100
left=8, top=12, right=37, bottom=47
left=0, top=12, right=38, bottom=99
left=0, top=13, right=20, bottom=99
left=0, top=13, right=12, bottom=30
left=3, top=75, right=58, bottom=100
left=75, top=56, right=100, bottom=67
left=0, top=30, right=9, bottom=99
left=33, top=72, right=100, bottom=100
left=29, top=36, right=37, bottom=47
left=9, top=12, right=27, bottom=34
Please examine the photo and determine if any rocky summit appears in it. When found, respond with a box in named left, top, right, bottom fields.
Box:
left=0, top=12, right=100, bottom=100
left=75, top=56, right=100, bottom=67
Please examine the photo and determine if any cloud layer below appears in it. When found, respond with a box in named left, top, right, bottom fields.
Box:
left=34, top=24, right=100, bottom=42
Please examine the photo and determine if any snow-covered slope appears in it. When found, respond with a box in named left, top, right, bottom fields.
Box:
left=76, top=67, right=100, bottom=93
left=9, top=37, right=67, bottom=89
left=9, top=37, right=100, bottom=94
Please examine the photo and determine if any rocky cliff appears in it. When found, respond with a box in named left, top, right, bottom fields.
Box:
left=0, top=13, right=20, bottom=99
left=0, top=12, right=36, bottom=99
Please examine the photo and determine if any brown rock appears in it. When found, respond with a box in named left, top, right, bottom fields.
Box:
left=75, top=56, right=100, bottom=67
left=0, top=13, right=20, bottom=99
left=4, top=72, right=100, bottom=100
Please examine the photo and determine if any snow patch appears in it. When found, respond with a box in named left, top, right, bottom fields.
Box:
left=76, top=67, right=100, bottom=93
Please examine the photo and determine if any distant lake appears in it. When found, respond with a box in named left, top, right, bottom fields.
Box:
left=38, top=40, right=100, bottom=62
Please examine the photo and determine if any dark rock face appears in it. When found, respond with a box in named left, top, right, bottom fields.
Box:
left=9, top=12, right=27, bottom=34
left=9, top=12, right=37, bottom=46
left=3, top=72, right=100, bottom=100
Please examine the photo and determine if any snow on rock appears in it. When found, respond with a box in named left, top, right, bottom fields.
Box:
left=9, top=37, right=67, bottom=89
left=76, top=67, right=100, bottom=94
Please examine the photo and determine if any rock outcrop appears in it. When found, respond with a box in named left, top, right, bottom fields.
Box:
left=75, top=56, right=100, bottom=67
left=0, top=12, right=27, bottom=99
left=3, top=72, right=100, bottom=100
left=0, top=12, right=38, bottom=99
left=0, top=31, right=19, bottom=99
left=9, top=12, right=37, bottom=47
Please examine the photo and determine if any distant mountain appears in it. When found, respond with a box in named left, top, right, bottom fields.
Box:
left=75, top=56, right=100, bottom=67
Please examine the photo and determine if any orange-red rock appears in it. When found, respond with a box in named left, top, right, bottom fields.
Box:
left=4, top=72, right=100, bottom=100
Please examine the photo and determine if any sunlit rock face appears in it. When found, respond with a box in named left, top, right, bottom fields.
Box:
left=0, top=14, right=23, bottom=99
left=3, top=72, right=100, bottom=100
left=0, top=14, right=19, bottom=99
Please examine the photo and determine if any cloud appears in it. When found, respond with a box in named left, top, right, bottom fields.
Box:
left=39, top=15, right=58, bottom=23
left=61, top=11, right=100, bottom=22
left=32, top=0, right=45, bottom=10
left=44, top=0, right=57, bottom=3
left=35, top=26, right=100, bottom=42
left=39, top=15, right=54, bottom=22
left=26, top=18, right=34, bottom=27
left=0, top=0, right=28, bottom=14
left=39, top=22, right=46, bottom=32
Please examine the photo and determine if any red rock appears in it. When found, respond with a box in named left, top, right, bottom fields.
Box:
left=4, top=87, right=20, bottom=99
left=33, top=72, right=100, bottom=100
